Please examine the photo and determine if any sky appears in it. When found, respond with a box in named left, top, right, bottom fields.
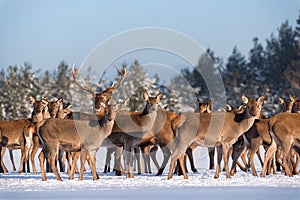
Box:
left=0, top=0, right=299, bottom=72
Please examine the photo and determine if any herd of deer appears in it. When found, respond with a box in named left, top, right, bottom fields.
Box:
left=0, top=64, right=300, bottom=181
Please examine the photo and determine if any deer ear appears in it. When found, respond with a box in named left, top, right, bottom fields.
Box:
left=289, top=95, right=296, bottom=103
left=117, top=103, right=126, bottom=111
left=156, top=93, right=163, bottom=101
left=29, top=96, right=35, bottom=104
left=258, top=96, right=265, bottom=106
left=143, top=91, right=149, bottom=100
left=41, top=99, right=48, bottom=106
left=66, top=105, right=72, bottom=109
left=242, top=95, right=248, bottom=104
left=57, top=97, right=63, bottom=104
left=86, top=93, right=94, bottom=99
left=278, top=97, right=284, bottom=105
left=226, top=104, right=232, bottom=112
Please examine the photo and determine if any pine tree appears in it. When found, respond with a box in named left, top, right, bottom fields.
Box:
left=222, top=47, right=247, bottom=106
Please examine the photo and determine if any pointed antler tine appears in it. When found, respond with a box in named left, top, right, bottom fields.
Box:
left=72, top=63, right=96, bottom=95
left=110, top=65, right=127, bottom=90
left=114, top=65, right=123, bottom=76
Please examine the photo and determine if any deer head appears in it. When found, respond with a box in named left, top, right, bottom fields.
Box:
left=48, top=98, right=63, bottom=118
left=279, top=95, right=295, bottom=113
left=242, top=95, right=264, bottom=119
left=29, top=96, right=49, bottom=122
left=196, top=98, right=212, bottom=113
left=72, top=64, right=127, bottom=114
left=57, top=104, right=72, bottom=119
left=142, top=91, right=163, bottom=114
left=226, top=104, right=246, bottom=114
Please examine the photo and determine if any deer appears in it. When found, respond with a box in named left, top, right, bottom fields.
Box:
left=0, top=96, right=49, bottom=173
left=266, top=95, right=300, bottom=176
left=35, top=64, right=128, bottom=181
left=232, top=95, right=298, bottom=177
left=167, top=95, right=264, bottom=179
left=173, top=98, right=212, bottom=175
left=226, top=104, right=271, bottom=176
left=38, top=99, right=122, bottom=181
left=266, top=112, right=300, bottom=177
left=21, top=97, right=71, bottom=174
left=100, top=91, right=163, bottom=178
left=102, top=99, right=177, bottom=177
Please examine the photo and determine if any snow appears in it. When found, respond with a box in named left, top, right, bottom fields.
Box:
left=1, top=148, right=300, bottom=199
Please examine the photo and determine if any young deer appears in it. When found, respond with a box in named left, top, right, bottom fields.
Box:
left=168, top=95, right=264, bottom=179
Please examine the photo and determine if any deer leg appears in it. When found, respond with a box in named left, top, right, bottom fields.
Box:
left=178, top=154, right=188, bottom=179
left=74, top=152, right=81, bottom=174
left=66, top=152, right=71, bottom=174
left=104, top=147, right=113, bottom=173
left=30, top=136, right=40, bottom=174
left=208, top=147, right=215, bottom=170
left=230, top=142, right=246, bottom=175
left=293, top=146, right=300, bottom=174
left=222, top=144, right=231, bottom=178
left=8, top=149, right=16, bottom=171
left=214, top=146, right=222, bottom=178
left=256, top=149, right=264, bottom=167
left=134, top=147, right=141, bottom=175
left=275, top=148, right=282, bottom=172
left=156, top=146, right=171, bottom=176
left=141, top=146, right=150, bottom=173
left=186, top=147, right=197, bottom=173
left=79, top=149, right=88, bottom=181
left=281, top=143, right=293, bottom=177
left=58, top=150, right=65, bottom=172
left=1, top=147, right=8, bottom=173
left=141, top=147, right=147, bottom=173
left=69, top=152, right=80, bottom=180
left=38, top=149, right=47, bottom=181
left=167, top=151, right=180, bottom=180
left=50, top=148, right=62, bottom=181
left=248, top=138, right=261, bottom=176
left=129, top=148, right=135, bottom=178
left=0, top=145, right=4, bottom=173
left=149, top=145, right=160, bottom=172
left=167, top=144, right=188, bottom=179
left=261, top=139, right=277, bottom=177
left=19, top=146, right=26, bottom=174
left=113, top=147, right=122, bottom=176
left=89, top=151, right=98, bottom=181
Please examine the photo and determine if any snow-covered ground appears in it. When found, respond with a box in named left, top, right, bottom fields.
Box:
left=1, top=148, right=300, bottom=199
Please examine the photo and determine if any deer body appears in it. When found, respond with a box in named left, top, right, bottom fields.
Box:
left=268, top=112, right=300, bottom=177
left=0, top=119, right=30, bottom=173
left=39, top=101, right=119, bottom=181
left=167, top=96, right=264, bottom=179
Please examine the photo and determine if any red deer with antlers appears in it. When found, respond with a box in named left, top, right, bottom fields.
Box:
left=36, top=65, right=127, bottom=181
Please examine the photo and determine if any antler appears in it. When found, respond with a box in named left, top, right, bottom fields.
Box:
left=72, top=64, right=96, bottom=95
left=72, top=64, right=127, bottom=95
left=109, top=65, right=128, bottom=90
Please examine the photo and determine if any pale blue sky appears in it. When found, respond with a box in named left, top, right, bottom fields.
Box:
left=0, top=0, right=299, bottom=71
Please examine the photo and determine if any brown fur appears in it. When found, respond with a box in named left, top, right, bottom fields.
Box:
left=167, top=96, right=264, bottom=179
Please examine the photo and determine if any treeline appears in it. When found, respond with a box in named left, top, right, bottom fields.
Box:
left=1, top=14, right=300, bottom=119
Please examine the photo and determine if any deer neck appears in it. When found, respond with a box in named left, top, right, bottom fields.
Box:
left=234, top=111, right=256, bottom=134
left=99, top=114, right=115, bottom=136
